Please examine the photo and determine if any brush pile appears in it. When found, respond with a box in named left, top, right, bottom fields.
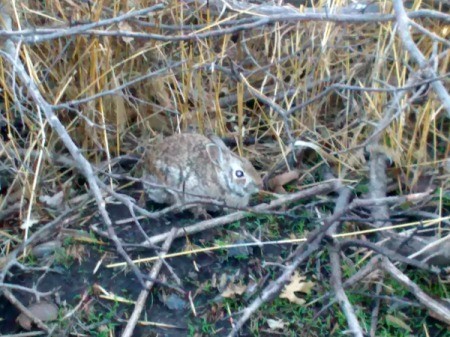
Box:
left=0, top=1, right=449, bottom=336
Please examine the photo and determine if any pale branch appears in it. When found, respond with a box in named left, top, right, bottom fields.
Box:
left=392, top=0, right=450, bottom=117
left=409, top=20, right=450, bottom=47
left=324, top=175, right=365, bottom=337
left=1, top=5, right=166, bottom=43
left=0, top=283, right=54, bottom=297
left=204, top=0, right=450, bottom=23
left=121, top=228, right=177, bottom=337
left=1, top=6, right=449, bottom=44
left=381, top=258, right=450, bottom=325
left=239, top=72, right=295, bottom=145
left=329, top=241, right=365, bottom=337
left=355, top=77, right=428, bottom=149
left=368, top=148, right=391, bottom=229
left=289, top=73, right=450, bottom=116
left=349, top=191, right=432, bottom=209
left=138, top=183, right=431, bottom=248
left=369, top=281, right=383, bottom=337
left=312, top=256, right=381, bottom=320
left=227, top=229, right=327, bottom=337
left=0, top=210, right=75, bottom=285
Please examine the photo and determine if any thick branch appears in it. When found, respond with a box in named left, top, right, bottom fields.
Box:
left=381, top=258, right=450, bottom=325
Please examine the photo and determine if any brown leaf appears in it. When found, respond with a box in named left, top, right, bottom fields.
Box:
left=410, top=174, right=435, bottom=193
left=66, top=244, right=87, bottom=263
left=17, top=302, right=58, bottom=330
left=113, top=90, right=129, bottom=133
left=268, top=169, right=300, bottom=193
left=385, top=314, right=412, bottom=332
left=221, top=282, right=247, bottom=298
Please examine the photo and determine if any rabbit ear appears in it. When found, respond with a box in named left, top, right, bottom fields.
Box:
left=206, top=143, right=224, bottom=167
left=208, top=134, right=229, bottom=151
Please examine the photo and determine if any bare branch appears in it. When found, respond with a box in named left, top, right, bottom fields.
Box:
left=121, top=228, right=178, bottom=337
left=2, top=5, right=166, bottom=43
left=381, top=258, right=450, bottom=325
left=140, top=179, right=339, bottom=247
left=392, top=0, right=450, bottom=116
left=325, top=179, right=365, bottom=337
left=329, top=241, right=365, bottom=337
left=2, top=5, right=448, bottom=44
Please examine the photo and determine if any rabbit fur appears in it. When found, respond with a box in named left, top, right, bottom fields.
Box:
left=142, top=133, right=262, bottom=216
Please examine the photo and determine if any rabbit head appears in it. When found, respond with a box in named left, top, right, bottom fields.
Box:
left=205, top=135, right=263, bottom=201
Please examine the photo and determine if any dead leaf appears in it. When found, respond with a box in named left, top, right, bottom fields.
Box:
left=280, top=271, right=314, bottom=305
left=16, top=302, right=58, bottom=330
left=221, top=283, right=247, bottom=298
left=267, top=318, right=285, bottom=330
left=32, top=241, right=62, bottom=258
left=66, top=244, right=87, bottom=263
left=386, top=314, right=412, bottom=332
left=410, top=174, right=435, bottom=194
left=268, top=170, right=300, bottom=193
left=20, top=218, right=39, bottom=230
left=113, top=92, right=128, bottom=132
left=39, top=191, right=64, bottom=208
left=445, top=159, right=450, bottom=174
left=218, top=273, right=228, bottom=290
left=118, top=21, right=134, bottom=43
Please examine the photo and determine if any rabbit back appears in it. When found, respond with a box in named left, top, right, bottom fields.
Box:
left=143, top=133, right=262, bottom=210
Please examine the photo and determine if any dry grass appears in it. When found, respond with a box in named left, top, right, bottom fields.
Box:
left=2, top=1, right=448, bottom=184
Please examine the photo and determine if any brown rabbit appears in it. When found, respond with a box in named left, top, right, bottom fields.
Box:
left=142, top=133, right=262, bottom=216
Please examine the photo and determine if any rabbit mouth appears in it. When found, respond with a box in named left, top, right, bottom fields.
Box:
left=244, top=183, right=260, bottom=194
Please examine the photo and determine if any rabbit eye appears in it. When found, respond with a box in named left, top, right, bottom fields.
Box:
left=235, top=170, right=244, bottom=178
